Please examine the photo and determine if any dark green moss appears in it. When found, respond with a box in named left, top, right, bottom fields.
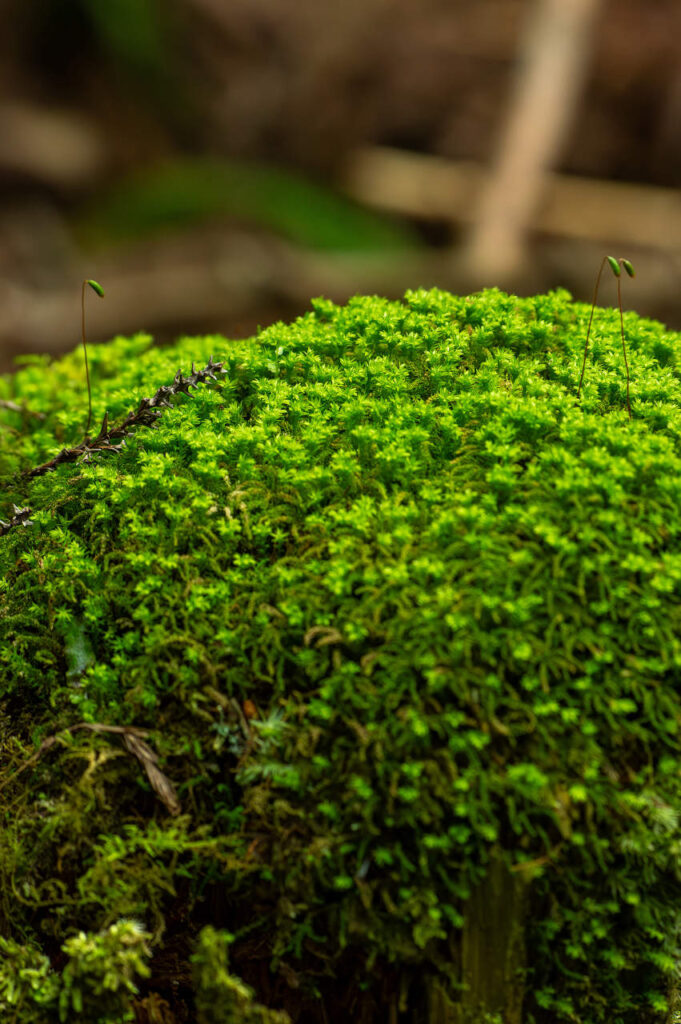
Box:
left=2, top=288, right=681, bottom=1022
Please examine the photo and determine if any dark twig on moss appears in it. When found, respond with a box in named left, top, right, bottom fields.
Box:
left=24, top=356, right=226, bottom=481
left=0, top=357, right=226, bottom=538
left=0, top=504, right=33, bottom=536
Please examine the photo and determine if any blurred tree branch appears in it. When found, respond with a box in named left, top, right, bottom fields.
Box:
left=463, top=0, right=605, bottom=284
left=345, top=146, right=681, bottom=252
left=0, top=102, right=107, bottom=187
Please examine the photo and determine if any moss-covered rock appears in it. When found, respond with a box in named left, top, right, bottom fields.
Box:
left=2, top=287, right=681, bottom=1022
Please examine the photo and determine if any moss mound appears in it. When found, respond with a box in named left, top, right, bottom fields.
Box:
left=2, top=287, right=681, bottom=1022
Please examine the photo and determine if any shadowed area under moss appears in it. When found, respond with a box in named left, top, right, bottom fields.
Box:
left=2, top=287, right=681, bottom=1022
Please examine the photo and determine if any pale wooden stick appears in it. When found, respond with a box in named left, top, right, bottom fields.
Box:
left=463, top=0, right=604, bottom=282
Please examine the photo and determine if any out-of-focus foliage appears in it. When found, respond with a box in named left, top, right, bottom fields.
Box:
left=0, top=920, right=151, bottom=1023
left=76, top=158, right=418, bottom=252
left=191, top=927, right=291, bottom=1024
left=2, top=288, right=681, bottom=1020
left=80, top=0, right=170, bottom=85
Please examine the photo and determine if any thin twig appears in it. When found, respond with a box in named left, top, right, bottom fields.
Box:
left=24, top=355, right=226, bottom=481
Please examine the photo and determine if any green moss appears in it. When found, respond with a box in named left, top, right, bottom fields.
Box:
left=191, top=927, right=291, bottom=1024
left=0, top=920, right=151, bottom=1023
left=2, top=287, right=681, bottom=1021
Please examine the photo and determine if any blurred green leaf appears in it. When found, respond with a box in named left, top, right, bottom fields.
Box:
left=80, top=0, right=169, bottom=79
left=76, top=158, right=419, bottom=252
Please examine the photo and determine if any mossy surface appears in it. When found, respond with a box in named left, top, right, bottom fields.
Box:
left=2, top=287, right=681, bottom=1021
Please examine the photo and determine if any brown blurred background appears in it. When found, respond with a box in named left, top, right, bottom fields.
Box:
left=0, top=0, right=679, bottom=372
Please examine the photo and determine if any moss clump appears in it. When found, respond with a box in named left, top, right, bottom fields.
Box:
left=0, top=920, right=151, bottom=1023
left=2, top=287, right=681, bottom=1022
left=191, top=926, right=291, bottom=1024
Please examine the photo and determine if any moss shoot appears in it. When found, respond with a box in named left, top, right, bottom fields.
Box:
left=2, top=287, right=681, bottom=1022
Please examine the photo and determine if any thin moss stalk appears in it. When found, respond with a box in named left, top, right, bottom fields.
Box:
left=577, top=255, right=635, bottom=419
left=81, top=279, right=105, bottom=439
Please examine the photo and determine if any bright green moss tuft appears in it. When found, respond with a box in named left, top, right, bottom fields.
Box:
left=2, top=287, right=681, bottom=1021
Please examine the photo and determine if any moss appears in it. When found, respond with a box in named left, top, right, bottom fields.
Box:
left=2, top=287, right=681, bottom=1021
left=191, top=927, right=291, bottom=1024
left=0, top=920, right=151, bottom=1023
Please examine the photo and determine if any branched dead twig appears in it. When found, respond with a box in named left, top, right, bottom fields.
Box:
left=26, top=355, right=227, bottom=479
left=1, top=356, right=226, bottom=535
left=0, top=503, right=33, bottom=536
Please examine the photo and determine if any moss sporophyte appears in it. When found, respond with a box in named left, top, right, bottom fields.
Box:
left=577, top=256, right=635, bottom=419
left=2, top=287, right=681, bottom=1023
left=82, top=279, right=105, bottom=439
